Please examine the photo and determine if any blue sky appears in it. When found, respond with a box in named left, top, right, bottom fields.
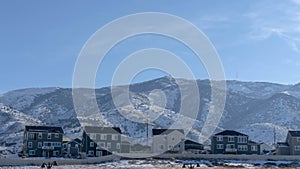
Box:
left=1, top=0, right=300, bottom=93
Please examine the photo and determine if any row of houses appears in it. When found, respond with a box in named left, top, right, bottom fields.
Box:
left=22, top=126, right=198, bottom=157
left=22, top=125, right=300, bottom=157
left=211, top=130, right=300, bottom=155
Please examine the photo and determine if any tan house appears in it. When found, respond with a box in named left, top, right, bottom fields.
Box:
left=276, top=131, right=300, bottom=155
left=152, top=129, right=185, bottom=153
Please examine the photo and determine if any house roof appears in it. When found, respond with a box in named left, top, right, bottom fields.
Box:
left=184, top=140, right=203, bottom=146
left=215, top=130, right=247, bottom=136
left=248, top=140, right=260, bottom=145
left=288, top=131, right=300, bottom=137
left=25, top=126, right=63, bottom=133
left=65, top=138, right=82, bottom=144
left=152, top=129, right=184, bottom=135
left=73, top=138, right=82, bottom=144
left=84, top=126, right=122, bottom=134
left=277, top=142, right=289, bottom=147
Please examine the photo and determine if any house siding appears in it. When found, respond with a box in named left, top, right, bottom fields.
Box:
left=152, top=129, right=185, bottom=154
left=23, top=126, right=63, bottom=157
left=82, top=127, right=123, bottom=157
left=276, top=131, right=300, bottom=155
left=211, top=130, right=260, bottom=155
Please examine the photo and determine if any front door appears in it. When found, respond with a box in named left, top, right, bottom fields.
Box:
left=42, top=150, right=46, bottom=157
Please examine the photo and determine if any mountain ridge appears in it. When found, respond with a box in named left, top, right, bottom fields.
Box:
left=0, top=77, right=300, bottom=150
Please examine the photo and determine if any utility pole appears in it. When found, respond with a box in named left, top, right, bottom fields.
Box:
left=273, top=127, right=276, bottom=149
left=146, top=111, right=149, bottom=146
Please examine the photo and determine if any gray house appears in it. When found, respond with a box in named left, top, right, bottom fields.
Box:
left=184, top=140, right=204, bottom=154
left=62, top=138, right=82, bottom=157
left=211, top=130, right=260, bottom=155
left=276, top=131, right=300, bottom=155
left=82, top=126, right=123, bottom=157
left=23, top=126, right=63, bottom=157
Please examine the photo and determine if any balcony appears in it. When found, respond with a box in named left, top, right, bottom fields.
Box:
left=42, top=146, right=54, bottom=150
left=225, top=148, right=237, bottom=153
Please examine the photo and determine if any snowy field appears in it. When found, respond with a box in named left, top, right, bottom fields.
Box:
left=1, top=159, right=300, bottom=169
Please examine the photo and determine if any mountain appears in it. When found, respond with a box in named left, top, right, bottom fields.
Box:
left=0, top=76, right=300, bottom=150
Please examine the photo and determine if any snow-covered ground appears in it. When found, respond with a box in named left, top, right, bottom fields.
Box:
left=0, top=159, right=300, bottom=169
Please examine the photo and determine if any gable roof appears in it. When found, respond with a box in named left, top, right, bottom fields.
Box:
left=25, top=126, right=63, bottom=133
left=248, top=140, right=260, bottom=145
left=73, top=138, right=82, bottom=143
left=84, top=126, right=122, bottom=134
left=215, top=130, right=247, bottom=136
left=184, top=139, right=203, bottom=146
left=152, top=129, right=184, bottom=135
left=288, top=131, right=300, bottom=137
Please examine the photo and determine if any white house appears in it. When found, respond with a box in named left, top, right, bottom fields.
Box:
left=152, top=129, right=185, bottom=153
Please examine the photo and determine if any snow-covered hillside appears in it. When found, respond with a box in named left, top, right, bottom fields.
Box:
left=0, top=76, right=300, bottom=150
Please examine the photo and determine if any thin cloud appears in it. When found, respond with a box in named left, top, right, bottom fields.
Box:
left=291, top=0, right=300, bottom=5
left=245, top=0, right=300, bottom=54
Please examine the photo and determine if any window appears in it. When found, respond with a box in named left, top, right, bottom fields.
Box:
left=228, top=136, right=235, bottom=142
left=160, top=145, right=164, bottom=150
left=96, top=151, right=102, bottom=157
left=297, top=137, right=300, bottom=142
left=116, top=143, right=121, bottom=149
left=101, top=134, right=107, bottom=140
left=55, top=133, right=59, bottom=138
left=75, top=144, right=78, bottom=148
left=112, top=134, right=119, bottom=141
left=107, top=142, right=111, bottom=149
left=38, top=133, right=42, bottom=139
left=97, top=142, right=105, bottom=148
left=238, top=137, right=247, bottom=143
left=226, top=144, right=235, bottom=149
left=38, top=142, right=42, bottom=148
left=90, top=133, right=96, bottom=140
left=295, top=146, right=300, bottom=151
left=90, top=142, right=94, bottom=147
left=238, top=145, right=248, bottom=151
left=28, top=142, right=33, bottom=148
left=29, top=150, right=35, bottom=155
left=216, top=136, right=223, bottom=142
left=52, top=142, right=61, bottom=147
left=43, top=142, right=51, bottom=146
left=47, top=133, right=51, bottom=139
left=88, top=150, right=94, bottom=156
left=29, top=133, right=35, bottom=139
left=53, top=151, right=59, bottom=156
left=217, top=144, right=223, bottom=149
left=251, top=145, right=257, bottom=151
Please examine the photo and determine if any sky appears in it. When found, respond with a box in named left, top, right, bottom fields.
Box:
left=1, top=0, right=300, bottom=93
